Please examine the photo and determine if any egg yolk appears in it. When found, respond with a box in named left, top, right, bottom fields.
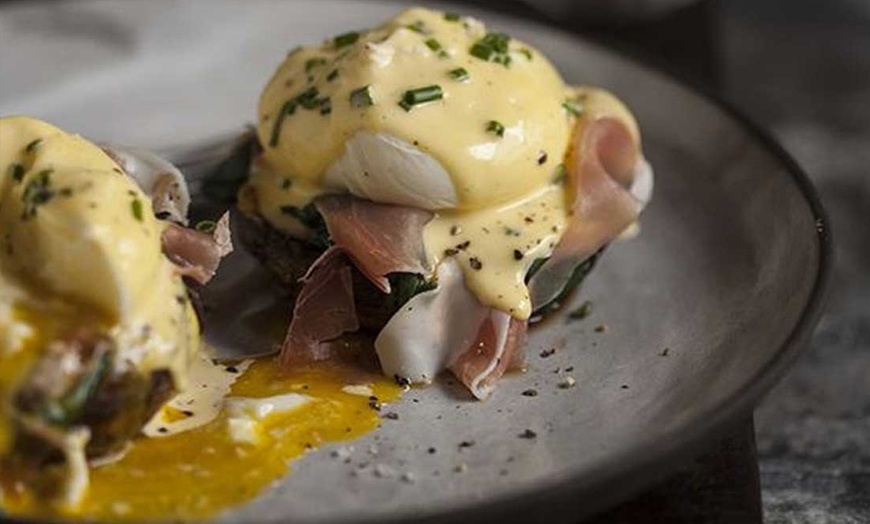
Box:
left=0, top=358, right=402, bottom=522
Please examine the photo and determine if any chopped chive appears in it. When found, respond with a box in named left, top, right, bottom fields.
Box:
left=470, top=32, right=513, bottom=67
left=305, top=57, right=327, bottom=72
left=470, top=43, right=494, bottom=61
left=334, top=31, right=360, bottom=49
left=131, top=198, right=144, bottom=222
left=406, top=20, right=426, bottom=34
left=297, top=86, right=320, bottom=109
left=562, top=99, right=584, bottom=116
left=425, top=38, right=443, bottom=52
left=195, top=220, right=217, bottom=233
left=350, top=85, right=375, bottom=108
left=552, top=163, right=567, bottom=184
left=269, top=99, right=297, bottom=147
left=8, top=163, right=24, bottom=183
left=444, top=12, right=461, bottom=22
left=399, top=85, right=443, bottom=111
left=448, top=67, right=469, bottom=81
left=24, top=139, right=42, bottom=153
left=520, top=48, right=533, bottom=60
left=327, top=69, right=339, bottom=82
left=568, top=301, right=593, bottom=320
left=483, top=33, right=510, bottom=52
left=486, top=120, right=505, bottom=137
left=319, top=97, right=333, bottom=115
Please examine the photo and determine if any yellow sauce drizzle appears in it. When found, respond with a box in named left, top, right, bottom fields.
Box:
left=1, top=358, right=402, bottom=522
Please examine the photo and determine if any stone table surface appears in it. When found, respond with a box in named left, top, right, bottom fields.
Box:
left=721, top=1, right=870, bottom=522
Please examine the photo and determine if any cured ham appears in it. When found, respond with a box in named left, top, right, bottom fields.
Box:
left=529, top=117, right=652, bottom=309
left=161, top=213, right=233, bottom=285
left=315, top=195, right=432, bottom=293
left=280, top=247, right=359, bottom=366
left=450, top=313, right=528, bottom=400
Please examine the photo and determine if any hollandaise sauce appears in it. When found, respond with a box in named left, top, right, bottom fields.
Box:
left=244, top=7, right=642, bottom=321
left=1, top=358, right=402, bottom=522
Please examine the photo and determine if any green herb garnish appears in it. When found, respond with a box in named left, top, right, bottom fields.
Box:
left=131, top=198, right=144, bottom=222
left=470, top=32, right=512, bottom=67
left=269, top=99, right=298, bottom=147
left=568, top=301, right=593, bottom=320
left=399, top=85, right=443, bottom=111
left=448, top=67, right=469, bottom=82
left=8, top=163, right=24, bottom=183
left=444, top=12, right=461, bottom=22
left=327, top=69, right=339, bottom=82
left=334, top=31, right=360, bottom=49
left=350, top=85, right=375, bottom=108
left=552, top=163, right=567, bottom=184
left=21, top=169, right=54, bottom=220
left=562, top=99, right=584, bottom=116
left=486, top=120, right=505, bottom=137
left=470, top=43, right=494, bottom=61
left=297, top=86, right=320, bottom=109
left=24, top=139, right=42, bottom=153
left=195, top=220, right=217, bottom=233
left=425, top=38, right=442, bottom=52
left=407, top=20, right=427, bottom=34
left=305, top=57, right=327, bottom=72
left=520, top=48, right=533, bottom=60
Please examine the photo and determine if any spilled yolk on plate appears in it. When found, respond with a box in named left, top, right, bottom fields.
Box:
left=0, top=358, right=402, bottom=522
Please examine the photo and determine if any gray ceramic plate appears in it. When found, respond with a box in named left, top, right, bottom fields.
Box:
left=0, top=1, right=830, bottom=523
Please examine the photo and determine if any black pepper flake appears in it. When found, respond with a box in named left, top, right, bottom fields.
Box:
left=537, top=151, right=548, bottom=165
left=175, top=294, right=187, bottom=305
left=182, top=410, right=194, bottom=417
left=594, top=324, right=608, bottom=333
left=458, top=440, right=476, bottom=449
left=469, top=257, right=483, bottom=270
left=428, top=447, right=437, bottom=454
left=225, top=366, right=239, bottom=374
left=443, top=248, right=459, bottom=257
left=158, top=427, right=168, bottom=434
left=521, top=389, right=538, bottom=397
left=455, top=240, right=470, bottom=251
left=368, top=396, right=382, bottom=411
left=621, top=384, right=630, bottom=390
left=383, top=412, right=400, bottom=420
left=513, top=249, right=524, bottom=260
left=660, top=347, right=671, bottom=357
left=524, top=216, right=534, bottom=224
left=565, top=366, right=574, bottom=372
left=518, top=429, right=537, bottom=439
left=450, top=225, right=462, bottom=236
left=539, top=348, right=556, bottom=358
left=281, top=178, right=292, bottom=190
left=327, top=69, right=339, bottom=82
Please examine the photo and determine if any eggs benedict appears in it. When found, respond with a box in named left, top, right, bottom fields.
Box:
left=240, top=7, right=653, bottom=399
left=0, top=116, right=230, bottom=508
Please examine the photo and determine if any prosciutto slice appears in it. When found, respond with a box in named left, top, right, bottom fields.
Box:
left=280, top=247, right=359, bottom=366
left=450, top=313, right=528, bottom=400
left=161, top=212, right=233, bottom=285
left=529, top=117, right=651, bottom=309
left=315, top=195, right=432, bottom=293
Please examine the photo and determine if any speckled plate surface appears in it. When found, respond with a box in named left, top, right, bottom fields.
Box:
left=0, top=1, right=830, bottom=523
